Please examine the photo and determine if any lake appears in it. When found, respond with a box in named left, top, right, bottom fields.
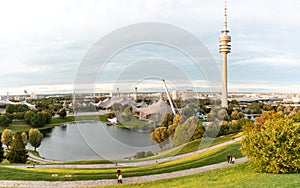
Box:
left=30, top=121, right=159, bottom=161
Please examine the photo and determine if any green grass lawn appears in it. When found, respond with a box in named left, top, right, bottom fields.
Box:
left=119, top=118, right=146, bottom=127
left=0, top=142, right=242, bottom=181
left=139, top=132, right=243, bottom=161
left=116, top=116, right=149, bottom=128
left=102, top=162, right=300, bottom=188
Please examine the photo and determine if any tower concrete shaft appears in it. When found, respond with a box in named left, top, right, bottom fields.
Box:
left=219, top=0, right=231, bottom=108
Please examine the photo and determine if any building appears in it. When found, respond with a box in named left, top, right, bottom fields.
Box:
left=219, top=0, right=231, bottom=108
left=172, top=90, right=180, bottom=100
left=30, top=92, right=37, bottom=100
left=181, top=89, right=194, bottom=101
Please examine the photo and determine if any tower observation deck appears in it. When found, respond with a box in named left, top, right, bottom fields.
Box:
left=219, top=0, right=231, bottom=108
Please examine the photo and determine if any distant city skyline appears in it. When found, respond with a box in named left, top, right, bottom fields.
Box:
left=0, top=0, right=299, bottom=95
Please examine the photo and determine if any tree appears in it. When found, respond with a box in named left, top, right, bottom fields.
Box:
left=172, top=116, right=199, bottom=147
left=181, top=107, right=195, bottom=118
left=6, top=104, right=28, bottom=114
left=231, top=110, right=239, bottom=120
left=168, top=113, right=182, bottom=136
left=28, top=128, right=43, bottom=151
left=218, top=120, right=229, bottom=136
left=7, top=132, right=28, bottom=163
left=227, top=103, right=234, bottom=116
left=1, top=129, right=13, bottom=149
left=134, top=151, right=145, bottom=159
left=203, top=122, right=220, bottom=138
left=241, top=117, right=300, bottom=174
left=41, top=110, right=52, bottom=124
left=255, top=111, right=284, bottom=126
left=206, top=111, right=216, bottom=122
left=191, top=121, right=205, bottom=141
left=248, top=102, right=262, bottom=114
left=145, top=150, right=154, bottom=157
left=25, top=111, right=51, bottom=127
left=217, top=108, right=228, bottom=120
left=59, top=108, right=67, bottom=118
left=0, top=115, right=10, bottom=127
left=293, top=111, right=300, bottom=122
left=159, top=112, right=173, bottom=127
left=150, top=127, right=169, bottom=150
left=237, top=111, right=244, bottom=119
left=21, top=132, right=28, bottom=146
left=24, top=110, right=35, bottom=125
left=0, top=140, right=4, bottom=163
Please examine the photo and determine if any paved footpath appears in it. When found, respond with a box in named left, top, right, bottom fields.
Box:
left=0, top=157, right=248, bottom=188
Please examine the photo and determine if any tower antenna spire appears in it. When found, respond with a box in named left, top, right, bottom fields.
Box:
left=224, top=1, right=227, bottom=30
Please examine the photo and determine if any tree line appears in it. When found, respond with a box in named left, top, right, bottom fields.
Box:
left=0, top=128, right=43, bottom=163
left=0, top=103, right=68, bottom=127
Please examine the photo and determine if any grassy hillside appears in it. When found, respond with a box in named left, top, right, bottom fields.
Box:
left=0, top=142, right=242, bottom=181
left=139, top=132, right=242, bottom=161
left=102, top=162, right=300, bottom=188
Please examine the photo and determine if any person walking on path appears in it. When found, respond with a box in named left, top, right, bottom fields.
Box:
left=116, top=169, right=123, bottom=184
left=231, top=156, right=236, bottom=164
left=227, top=153, right=232, bottom=163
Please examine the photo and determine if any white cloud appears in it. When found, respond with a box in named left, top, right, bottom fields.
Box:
left=233, top=55, right=300, bottom=67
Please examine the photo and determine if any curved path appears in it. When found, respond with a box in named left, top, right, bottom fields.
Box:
left=0, top=157, right=248, bottom=187
left=28, top=152, right=62, bottom=164
left=15, top=137, right=242, bottom=169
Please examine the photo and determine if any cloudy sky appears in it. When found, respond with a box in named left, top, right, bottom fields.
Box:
left=0, top=0, right=299, bottom=95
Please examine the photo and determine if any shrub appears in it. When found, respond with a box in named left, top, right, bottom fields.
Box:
left=241, top=117, right=300, bottom=173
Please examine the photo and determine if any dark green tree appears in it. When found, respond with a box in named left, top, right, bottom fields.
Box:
left=145, top=151, right=154, bottom=157
left=25, top=111, right=51, bottom=127
left=134, top=151, right=145, bottom=159
left=41, top=110, right=52, bottom=124
left=0, top=140, right=4, bottom=162
left=217, top=120, right=230, bottom=136
left=24, top=110, right=35, bottom=125
left=8, top=132, right=28, bottom=163
left=59, top=108, right=67, bottom=119
left=6, top=104, right=28, bottom=114
left=0, top=115, right=10, bottom=127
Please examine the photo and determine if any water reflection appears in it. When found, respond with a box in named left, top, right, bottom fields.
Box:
left=32, top=121, right=158, bottom=161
